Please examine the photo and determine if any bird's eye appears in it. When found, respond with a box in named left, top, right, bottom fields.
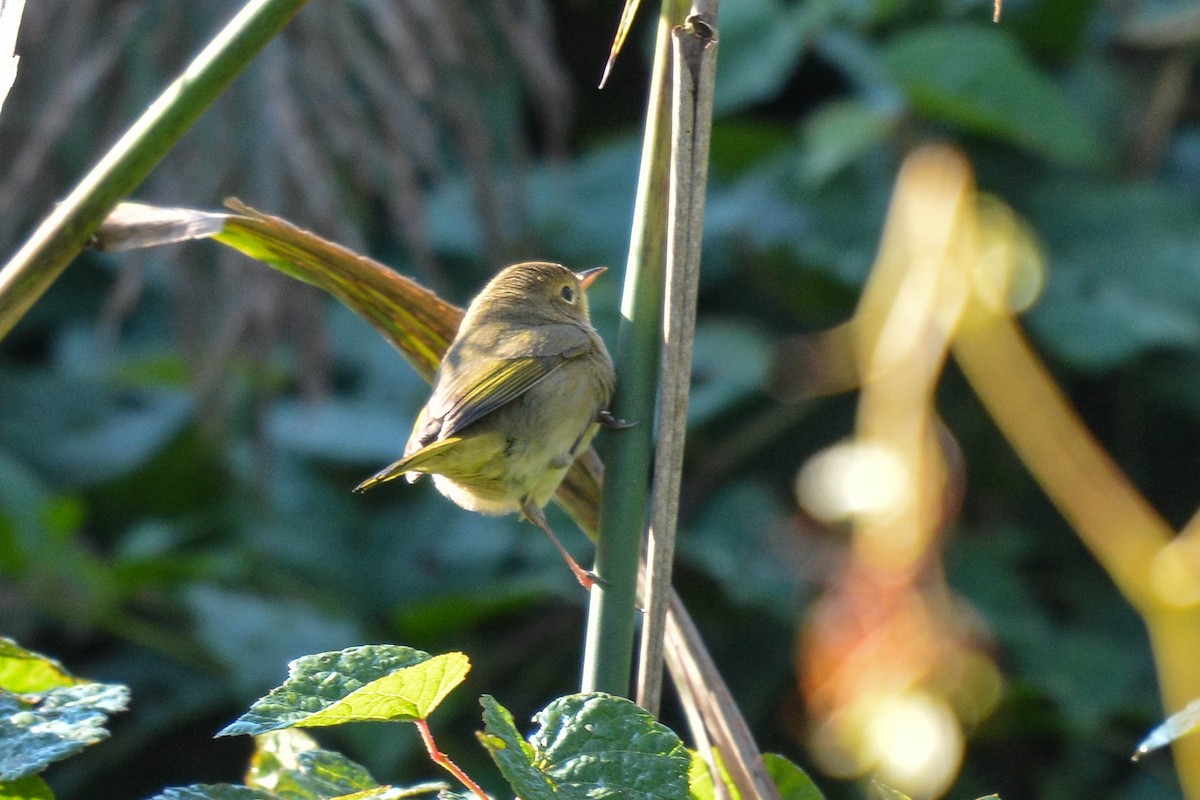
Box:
left=560, top=285, right=575, bottom=303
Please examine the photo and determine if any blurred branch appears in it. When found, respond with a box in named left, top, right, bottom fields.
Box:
left=1117, top=4, right=1200, bottom=49
left=797, top=147, right=993, bottom=797
left=948, top=169, right=1200, bottom=799
left=793, top=144, right=1200, bottom=796
left=1126, top=49, right=1196, bottom=179
left=0, top=0, right=308, bottom=342
left=850, top=148, right=972, bottom=578
left=952, top=251, right=1174, bottom=611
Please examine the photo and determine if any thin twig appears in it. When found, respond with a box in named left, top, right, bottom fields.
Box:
left=415, top=718, right=489, bottom=800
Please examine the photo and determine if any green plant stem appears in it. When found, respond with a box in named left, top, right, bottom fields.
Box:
left=0, top=0, right=308, bottom=341
left=581, top=0, right=689, bottom=696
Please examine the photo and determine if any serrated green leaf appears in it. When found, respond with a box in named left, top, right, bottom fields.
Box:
left=145, top=786, right=281, bottom=800
left=762, top=754, right=825, bottom=800
left=219, top=647, right=470, bottom=736
left=534, top=693, right=689, bottom=798
left=0, top=775, right=54, bottom=800
left=248, top=729, right=320, bottom=792
left=881, top=25, right=1103, bottom=166
left=248, top=729, right=381, bottom=800
left=686, top=750, right=726, bottom=800
left=480, top=692, right=689, bottom=800
left=478, top=695, right=551, bottom=800
left=0, top=682, right=130, bottom=781
left=0, top=639, right=82, bottom=693
left=687, top=751, right=713, bottom=799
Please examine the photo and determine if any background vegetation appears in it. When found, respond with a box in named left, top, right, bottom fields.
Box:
left=1, top=0, right=1197, bottom=798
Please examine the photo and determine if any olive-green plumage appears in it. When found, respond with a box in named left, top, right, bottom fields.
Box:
left=355, top=261, right=619, bottom=587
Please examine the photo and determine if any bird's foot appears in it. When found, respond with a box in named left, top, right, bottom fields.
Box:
left=596, top=410, right=634, bottom=430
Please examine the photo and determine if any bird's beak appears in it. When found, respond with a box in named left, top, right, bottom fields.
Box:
left=575, top=266, right=607, bottom=290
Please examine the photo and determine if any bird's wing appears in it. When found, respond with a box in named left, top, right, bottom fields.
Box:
left=434, top=355, right=559, bottom=438
left=427, top=324, right=592, bottom=440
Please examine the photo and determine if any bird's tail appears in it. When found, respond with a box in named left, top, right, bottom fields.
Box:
left=353, top=437, right=465, bottom=493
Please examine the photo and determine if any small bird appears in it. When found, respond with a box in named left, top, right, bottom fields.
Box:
left=355, top=261, right=624, bottom=588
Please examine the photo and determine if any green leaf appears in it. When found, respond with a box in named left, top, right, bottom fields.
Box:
left=684, top=481, right=798, bottom=618
left=248, top=729, right=322, bottom=796
left=689, top=321, right=772, bottom=427
left=0, top=639, right=82, bottom=693
left=248, top=729, right=380, bottom=799
left=145, top=787, right=280, bottom=800
left=881, top=25, right=1103, bottom=166
left=687, top=751, right=716, bottom=800
left=686, top=749, right=739, bottom=800
left=0, top=775, right=54, bottom=800
left=51, top=390, right=194, bottom=486
left=1022, top=177, right=1200, bottom=370
left=479, top=696, right=551, bottom=800
left=800, top=100, right=898, bottom=186
left=186, top=586, right=363, bottom=695
left=0, top=682, right=130, bottom=781
left=247, top=731, right=444, bottom=799
left=715, top=0, right=831, bottom=115
left=479, top=692, right=690, bottom=800
left=219, top=646, right=470, bottom=736
left=762, top=753, right=825, bottom=800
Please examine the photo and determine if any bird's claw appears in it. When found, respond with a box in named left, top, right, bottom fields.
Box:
left=597, top=410, right=635, bottom=430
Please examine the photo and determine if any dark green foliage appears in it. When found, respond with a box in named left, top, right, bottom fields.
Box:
left=2, top=0, right=1196, bottom=798
left=0, top=639, right=129, bottom=789
left=480, top=693, right=689, bottom=800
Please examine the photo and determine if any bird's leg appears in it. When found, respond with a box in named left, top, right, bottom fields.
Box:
left=520, top=500, right=604, bottom=590
left=596, top=409, right=634, bottom=429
